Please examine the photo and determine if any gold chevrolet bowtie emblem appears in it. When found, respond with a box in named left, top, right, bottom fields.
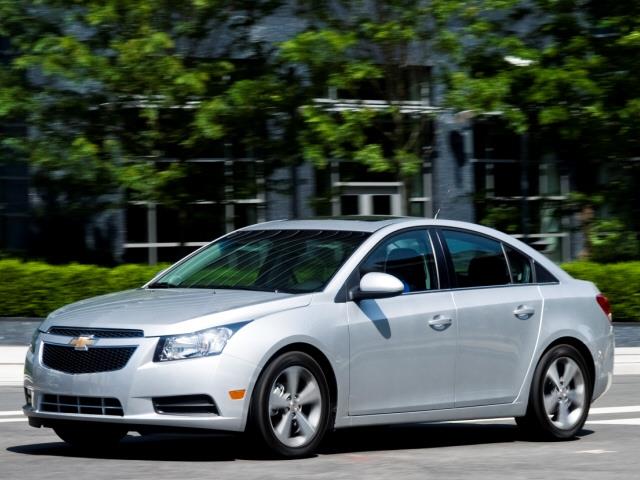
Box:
left=69, top=335, right=96, bottom=351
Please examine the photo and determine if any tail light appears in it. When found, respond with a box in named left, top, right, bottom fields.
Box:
left=596, top=294, right=612, bottom=323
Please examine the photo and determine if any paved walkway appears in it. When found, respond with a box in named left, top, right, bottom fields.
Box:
left=613, top=323, right=640, bottom=347
left=0, top=318, right=40, bottom=346
left=0, top=347, right=26, bottom=386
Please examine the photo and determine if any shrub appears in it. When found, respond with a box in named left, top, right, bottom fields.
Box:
left=1, top=258, right=638, bottom=322
left=0, top=260, right=168, bottom=318
left=562, top=261, right=640, bottom=321
left=588, top=219, right=640, bottom=263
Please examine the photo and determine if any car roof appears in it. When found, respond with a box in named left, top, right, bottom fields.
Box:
left=241, top=216, right=499, bottom=233
left=240, top=216, right=415, bottom=233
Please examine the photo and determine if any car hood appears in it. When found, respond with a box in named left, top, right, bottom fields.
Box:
left=40, top=288, right=312, bottom=337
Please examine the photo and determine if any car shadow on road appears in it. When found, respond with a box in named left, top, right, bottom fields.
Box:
left=7, top=423, right=594, bottom=462
left=321, top=423, right=593, bottom=455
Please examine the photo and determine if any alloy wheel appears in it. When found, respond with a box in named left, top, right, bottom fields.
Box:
left=542, top=356, right=586, bottom=430
left=268, top=365, right=323, bottom=448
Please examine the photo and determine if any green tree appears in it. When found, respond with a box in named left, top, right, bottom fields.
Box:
left=0, top=0, right=284, bottom=261
left=447, top=0, right=640, bottom=249
left=279, top=0, right=521, bottom=212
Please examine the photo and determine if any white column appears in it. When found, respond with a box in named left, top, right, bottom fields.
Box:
left=147, top=202, right=158, bottom=265
left=359, top=194, right=372, bottom=215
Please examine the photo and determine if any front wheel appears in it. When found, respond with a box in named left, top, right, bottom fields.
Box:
left=516, top=344, right=592, bottom=439
left=250, top=351, right=331, bottom=458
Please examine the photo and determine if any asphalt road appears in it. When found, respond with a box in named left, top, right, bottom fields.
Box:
left=1, top=376, right=639, bottom=480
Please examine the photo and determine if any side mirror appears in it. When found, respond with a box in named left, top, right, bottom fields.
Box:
left=351, top=272, right=404, bottom=301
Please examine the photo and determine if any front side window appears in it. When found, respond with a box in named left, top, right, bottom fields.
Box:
left=360, top=229, right=438, bottom=292
left=151, top=230, right=369, bottom=293
left=441, top=229, right=510, bottom=288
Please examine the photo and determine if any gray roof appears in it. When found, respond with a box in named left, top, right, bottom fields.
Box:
left=242, top=216, right=418, bottom=233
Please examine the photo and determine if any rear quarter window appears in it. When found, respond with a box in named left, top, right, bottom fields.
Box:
left=504, top=245, right=533, bottom=284
left=535, top=262, right=559, bottom=283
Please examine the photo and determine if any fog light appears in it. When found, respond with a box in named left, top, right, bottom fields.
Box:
left=24, top=387, right=34, bottom=407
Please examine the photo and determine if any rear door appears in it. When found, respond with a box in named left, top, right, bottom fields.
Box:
left=437, top=229, right=543, bottom=408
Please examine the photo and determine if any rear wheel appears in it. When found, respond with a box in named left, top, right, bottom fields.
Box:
left=250, top=351, right=331, bottom=458
left=54, top=424, right=127, bottom=449
left=516, top=344, right=592, bottom=439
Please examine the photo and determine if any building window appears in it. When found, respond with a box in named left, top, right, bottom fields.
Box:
left=123, top=158, right=265, bottom=264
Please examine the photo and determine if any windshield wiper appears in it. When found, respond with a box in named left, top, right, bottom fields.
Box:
left=184, top=284, right=277, bottom=293
left=147, top=282, right=179, bottom=289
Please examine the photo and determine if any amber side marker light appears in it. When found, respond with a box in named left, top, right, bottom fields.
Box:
left=596, top=294, right=612, bottom=323
left=229, top=389, right=246, bottom=400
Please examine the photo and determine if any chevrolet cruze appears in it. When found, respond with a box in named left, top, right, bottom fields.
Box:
left=23, top=217, right=615, bottom=457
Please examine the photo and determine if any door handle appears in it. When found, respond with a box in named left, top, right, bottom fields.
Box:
left=514, top=305, right=535, bottom=320
left=428, top=315, right=453, bottom=331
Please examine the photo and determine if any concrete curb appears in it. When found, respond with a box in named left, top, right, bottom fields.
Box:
left=614, top=347, right=640, bottom=376
left=0, top=346, right=27, bottom=386
left=1, top=347, right=639, bottom=387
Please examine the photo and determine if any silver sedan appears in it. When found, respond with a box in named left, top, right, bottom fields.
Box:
left=23, top=217, right=615, bottom=457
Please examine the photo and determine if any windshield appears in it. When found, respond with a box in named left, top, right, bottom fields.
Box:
left=149, top=229, right=369, bottom=293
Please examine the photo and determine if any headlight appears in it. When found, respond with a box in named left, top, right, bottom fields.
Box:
left=155, top=326, right=234, bottom=362
left=29, top=329, right=41, bottom=354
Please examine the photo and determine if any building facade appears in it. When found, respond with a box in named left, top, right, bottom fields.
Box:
left=0, top=5, right=577, bottom=265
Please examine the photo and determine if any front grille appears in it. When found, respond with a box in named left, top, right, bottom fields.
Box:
left=42, top=344, right=136, bottom=374
left=47, top=327, right=144, bottom=338
left=40, top=394, right=124, bottom=416
left=153, top=395, right=219, bottom=415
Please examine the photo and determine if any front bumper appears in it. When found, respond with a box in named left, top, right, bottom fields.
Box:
left=23, top=333, right=257, bottom=432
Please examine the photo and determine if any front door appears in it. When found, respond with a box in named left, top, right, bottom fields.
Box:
left=347, top=229, right=457, bottom=415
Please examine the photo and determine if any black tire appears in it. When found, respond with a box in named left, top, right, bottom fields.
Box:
left=54, top=424, right=127, bottom=449
left=250, top=351, right=331, bottom=458
left=516, top=344, right=592, bottom=439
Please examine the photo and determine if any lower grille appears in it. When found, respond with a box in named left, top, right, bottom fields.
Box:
left=42, top=344, right=136, bottom=374
left=153, top=395, right=219, bottom=415
left=40, top=394, right=124, bottom=416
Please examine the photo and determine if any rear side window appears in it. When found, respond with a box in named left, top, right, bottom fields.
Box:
left=504, top=245, right=533, bottom=284
left=441, top=230, right=510, bottom=287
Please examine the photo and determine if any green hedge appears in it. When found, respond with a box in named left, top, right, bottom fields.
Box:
left=561, top=261, right=640, bottom=322
left=1, top=259, right=639, bottom=321
left=0, top=260, right=168, bottom=318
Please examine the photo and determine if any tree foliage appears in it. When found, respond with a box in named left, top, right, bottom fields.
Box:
left=0, top=0, right=289, bottom=261
left=447, top=0, right=640, bottom=232
left=1, top=0, right=639, bottom=262
left=280, top=0, right=523, bottom=208
left=0, top=0, right=286, bottom=207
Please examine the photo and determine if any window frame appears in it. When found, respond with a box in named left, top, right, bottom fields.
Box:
left=335, top=226, right=561, bottom=302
